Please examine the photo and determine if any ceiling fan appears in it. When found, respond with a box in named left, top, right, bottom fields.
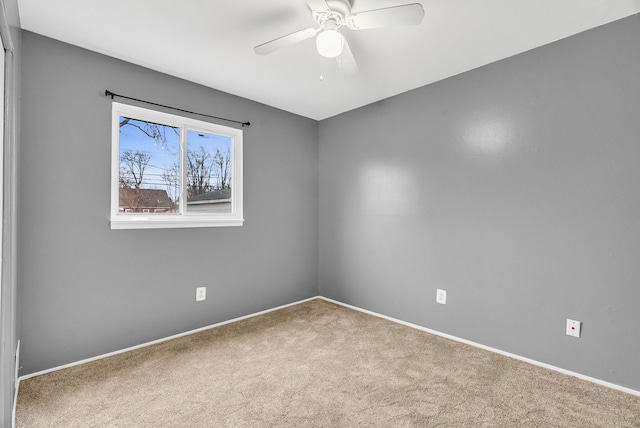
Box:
left=254, top=0, right=425, bottom=75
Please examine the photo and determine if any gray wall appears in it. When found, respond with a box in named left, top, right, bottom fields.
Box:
left=18, top=14, right=640, bottom=393
left=19, top=32, right=318, bottom=375
left=319, top=15, right=640, bottom=391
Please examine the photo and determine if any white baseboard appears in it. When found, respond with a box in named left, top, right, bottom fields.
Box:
left=318, top=296, right=640, bottom=398
left=18, top=297, right=317, bottom=382
left=17, top=295, right=640, bottom=400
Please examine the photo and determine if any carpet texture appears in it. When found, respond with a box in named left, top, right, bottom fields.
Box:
left=16, top=299, right=640, bottom=427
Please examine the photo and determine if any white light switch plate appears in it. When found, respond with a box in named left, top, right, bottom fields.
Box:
left=566, top=319, right=581, bottom=337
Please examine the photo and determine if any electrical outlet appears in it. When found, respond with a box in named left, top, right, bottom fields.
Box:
left=436, top=289, right=447, bottom=305
left=196, top=287, right=206, bottom=302
left=566, top=319, right=581, bottom=338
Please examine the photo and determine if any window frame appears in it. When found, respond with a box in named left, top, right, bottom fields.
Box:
left=110, top=102, right=244, bottom=230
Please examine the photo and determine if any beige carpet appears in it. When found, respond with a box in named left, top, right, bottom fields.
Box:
left=16, top=299, right=640, bottom=427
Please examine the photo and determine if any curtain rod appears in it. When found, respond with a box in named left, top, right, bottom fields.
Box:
left=105, top=90, right=250, bottom=127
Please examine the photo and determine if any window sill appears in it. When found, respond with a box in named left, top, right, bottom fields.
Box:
left=110, top=215, right=244, bottom=230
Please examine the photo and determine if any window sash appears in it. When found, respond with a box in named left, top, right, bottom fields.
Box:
left=111, top=102, right=243, bottom=229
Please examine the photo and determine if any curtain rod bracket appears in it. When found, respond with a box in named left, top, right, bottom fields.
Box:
left=104, top=89, right=251, bottom=127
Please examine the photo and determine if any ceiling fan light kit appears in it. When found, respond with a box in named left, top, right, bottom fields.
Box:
left=254, top=0, right=425, bottom=74
left=316, top=21, right=345, bottom=58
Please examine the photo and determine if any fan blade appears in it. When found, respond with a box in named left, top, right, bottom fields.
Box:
left=336, top=38, right=358, bottom=75
left=254, top=27, right=318, bottom=55
left=306, top=0, right=330, bottom=13
left=349, top=3, right=425, bottom=29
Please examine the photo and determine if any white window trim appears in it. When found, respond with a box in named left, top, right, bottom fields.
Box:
left=111, top=102, right=244, bottom=230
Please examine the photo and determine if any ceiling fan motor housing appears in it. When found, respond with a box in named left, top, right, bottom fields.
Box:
left=314, top=0, right=353, bottom=27
left=327, top=0, right=352, bottom=16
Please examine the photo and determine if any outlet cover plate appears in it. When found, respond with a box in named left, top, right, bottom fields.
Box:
left=196, top=287, right=206, bottom=302
left=566, top=319, right=581, bottom=337
left=436, top=289, right=447, bottom=305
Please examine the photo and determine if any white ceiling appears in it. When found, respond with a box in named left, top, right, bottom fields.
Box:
left=13, top=0, right=640, bottom=120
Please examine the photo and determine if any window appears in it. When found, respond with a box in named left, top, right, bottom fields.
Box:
left=111, top=102, right=243, bottom=229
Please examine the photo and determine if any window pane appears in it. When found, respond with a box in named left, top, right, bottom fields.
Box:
left=186, top=130, right=233, bottom=214
left=118, top=117, right=180, bottom=214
